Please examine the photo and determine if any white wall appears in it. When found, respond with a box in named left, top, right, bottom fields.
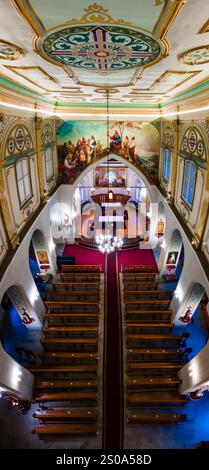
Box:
left=0, top=188, right=59, bottom=399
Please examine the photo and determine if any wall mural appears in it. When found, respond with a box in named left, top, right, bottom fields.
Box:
left=178, top=283, right=205, bottom=324
left=32, top=230, right=50, bottom=271
left=56, top=120, right=160, bottom=184
left=94, top=166, right=126, bottom=187
left=165, top=229, right=182, bottom=275
left=7, top=286, right=36, bottom=326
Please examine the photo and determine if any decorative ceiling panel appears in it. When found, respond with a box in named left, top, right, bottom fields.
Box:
left=0, top=0, right=207, bottom=106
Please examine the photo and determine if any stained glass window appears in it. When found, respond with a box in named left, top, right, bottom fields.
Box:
left=181, top=160, right=197, bottom=207
left=16, top=158, right=32, bottom=207
left=163, top=148, right=171, bottom=181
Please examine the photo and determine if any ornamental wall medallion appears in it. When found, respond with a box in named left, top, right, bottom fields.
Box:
left=0, top=39, right=24, bottom=60
left=40, top=24, right=161, bottom=71
left=180, top=125, right=207, bottom=162
left=181, top=45, right=209, bottom=65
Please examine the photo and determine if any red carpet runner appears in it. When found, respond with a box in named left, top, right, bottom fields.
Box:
left=104, top=252, right=123, bottom=448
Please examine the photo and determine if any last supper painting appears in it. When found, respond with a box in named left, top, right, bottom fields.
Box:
left=56, top=120, right=160, bottom=184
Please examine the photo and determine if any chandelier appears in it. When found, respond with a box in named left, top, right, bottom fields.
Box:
left=96, top=234, right=123, bottom=254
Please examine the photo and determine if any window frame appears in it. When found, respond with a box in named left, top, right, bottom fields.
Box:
left=162, top=148, right=172, bottom=182
left=181, top=159, right=197, bottom=209
left=44, top=146, right=54, bottom=182
left=15, top=157, right=33, bottom=209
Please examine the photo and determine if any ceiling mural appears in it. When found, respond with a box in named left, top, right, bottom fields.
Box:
left=0, top=0, right=208, bottom=106
left=0, top=39, right=24, bottom=60
left=181, top=46, right=209, bottom=66
left=41, top=25, right=161, bottom=71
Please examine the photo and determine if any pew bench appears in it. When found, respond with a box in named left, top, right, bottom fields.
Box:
left=34, top=391, right=97, bottom=404
left=38, top=351, right=98, bottom=363
left=40, top=340, right=97, bottom=354
left=45, top=313, right=99, bottom=326
left=53, top=282, right=100, bottom=292
left=43, top=326, right=98, bottom=338
left=33, top=423, right=97, bottom=435
left=125, top=300, right=171, bottom=311
left=124, top=290, right=172, bottom=299
left=127, top=412, right=187, bottom=425
left=127, top=394, right=188, bottom=407
left=34, top=379, right=97, bottom=391
left=61, top=265, right=101, bottom=273
left=127, top=348, right=191, bottom=362
left=127, top=362, right=184, bottom=376
left=44, top=301, right=99, bottom=313
left=59, top=273, right=100, bottom=282
left=33, top=409, right=97, bottom=422
left=125, top=310, right=172, bottom=322
left=127, top=377, right=181, bottom=390
left=126, top=333, right=189, bottom=346
left=48, top=291, right=100, bottom=301
left=40, top=337, right=98, bottom=352
left=122, top=265, right=155, bottom=273
left=123, top=282, right=166, bottom=290
left=126, top=323, right=172, bottom=333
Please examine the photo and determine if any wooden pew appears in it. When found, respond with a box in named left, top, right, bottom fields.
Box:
left=60, top=273, right=100, bottom=282
left=61, top=265, right=101, bottom=273
left=30, top=365, right=97, bottom=375
left=127, top=394, right=188, bottom=407
left=123, top=282, right=166, bottom=291
left=33, top=423, right=97, bottom=435
left=127, top=348, right=191, bottom=362
left=34, top=379, right=97, bottom=391
left=40, top=337, right=97, bottom=351
left=127, top=412, right=187, bottom=425
left=125, top=300, right=170, bottom=310
left=53, top=282, right=100, bottom=292
left=48, top=291, right=100, bottom=301
left=126, top=323, right=172, bottom=333
left=124, top=290, right=171, bottom=299
left=34, top=391, right=97, bottom=403
left=127, top=377, right=181, bottom=391
left=126, top=333, right=189, bottom=347
left=38, top=351, right=98, bottom=363
left=122, top=265, right=155, bottom=273
left=125, top=310, right=172, bottom=322
left=45, top=313, right=99, bottom=325
left=44, top=301, right=99, bottom=313
left=127, top=362, right=184, bottom=376
left=43, top=326, right=98, bottom=337
left=33, top=409, right=97, bottom=421
left=123, top=273, right=157, bottom=281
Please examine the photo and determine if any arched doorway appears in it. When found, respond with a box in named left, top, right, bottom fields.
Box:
left=0, top=285, right=39, bottom=367
left=29, top=229, right=52, bottom=300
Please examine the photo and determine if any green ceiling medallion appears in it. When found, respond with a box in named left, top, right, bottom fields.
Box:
left=41, top=24, right=161, bottom=71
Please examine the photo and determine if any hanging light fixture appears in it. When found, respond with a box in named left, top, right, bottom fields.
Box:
left=96, top=90, right=123, bottom=253
left=96, top=233, right=123, bottom=254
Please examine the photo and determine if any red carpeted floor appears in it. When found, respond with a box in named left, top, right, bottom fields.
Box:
left=63, top=244, right=106, bottom=272
left=117, top=248, right=158, bottom=273
left=104, top=252, right=123, bottom=448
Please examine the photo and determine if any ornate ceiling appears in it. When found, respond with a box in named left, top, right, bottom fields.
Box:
left=0, top=0, right=209, bottom=106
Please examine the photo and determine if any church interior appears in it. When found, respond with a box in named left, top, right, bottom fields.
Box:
left=1, top=0, right=209, bottom=450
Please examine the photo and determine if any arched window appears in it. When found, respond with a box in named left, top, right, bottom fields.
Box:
left=134, top=180, right=141, bottom=203
left=16, top=158, right=32, bottom=207
left=79, top=182, right=85, bottom=203
left=181, top=160, right=197, bottom=207
left=163, top=148, right=171, bottom=181
left=45, top=147, right=54, bottom=181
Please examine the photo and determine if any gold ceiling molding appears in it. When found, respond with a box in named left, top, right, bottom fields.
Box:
left=198, top=18, right=209, bottom=34
left=4, top=66, right=58, bottom=92
left=0, top=39, right=25, bottom=60
left=149, top=69, right=201, bottom=93
left=63, top=64, right=143, bottom=88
